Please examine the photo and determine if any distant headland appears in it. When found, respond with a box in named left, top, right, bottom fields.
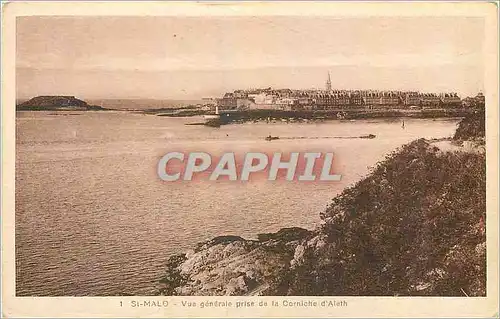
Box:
left=16, top=96, right=107, bottom=111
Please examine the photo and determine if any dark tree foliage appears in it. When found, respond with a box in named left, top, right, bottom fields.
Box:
left=287, top=139, right=486, bottom=296
left=454, top=110, right=485, bottom=140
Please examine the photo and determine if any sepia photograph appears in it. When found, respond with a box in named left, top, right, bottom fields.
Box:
left=2, top=1, right=499, bottom=318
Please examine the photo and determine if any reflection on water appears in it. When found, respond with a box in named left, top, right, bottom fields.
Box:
left=15, top=111, right=460, bottom=296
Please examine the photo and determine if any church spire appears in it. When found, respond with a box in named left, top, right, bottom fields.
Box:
left=326, top=71, right=332, bottom=92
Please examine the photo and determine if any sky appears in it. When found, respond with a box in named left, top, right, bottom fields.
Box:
left=17, top=16, right=485, bottom=99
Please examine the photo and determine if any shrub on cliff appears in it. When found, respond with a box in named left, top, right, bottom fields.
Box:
left=453, top=110, right=485, bottom=140
left=158, top=254, right=188, bottom=295
left=257, top=227, right=311, bottom=242
left=287, top=139, right=486, bottom=296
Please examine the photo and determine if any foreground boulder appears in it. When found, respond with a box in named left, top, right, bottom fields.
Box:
left=158, top=229, right=311, bottom=296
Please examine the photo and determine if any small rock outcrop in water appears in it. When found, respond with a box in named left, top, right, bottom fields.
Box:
left=17, top=96, right=105, bottom=111
left=159, top=115, right=486, bottom=296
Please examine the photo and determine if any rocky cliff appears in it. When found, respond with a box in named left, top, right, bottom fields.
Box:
left=158, top=112, right=486, bottom=297
left=158, top=229, right=311, bottom=296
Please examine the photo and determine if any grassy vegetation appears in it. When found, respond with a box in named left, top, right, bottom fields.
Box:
left=218, top=109, right=477, bottom=123
left=170, top=108, right=478, bottom=126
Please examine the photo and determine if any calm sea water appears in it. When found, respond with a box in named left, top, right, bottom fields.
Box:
left=15, top=111, right=459, bottom=296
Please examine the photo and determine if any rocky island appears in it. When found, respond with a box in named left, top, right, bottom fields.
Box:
left=17, top=96, right=107, bottom=111
left=158, top=110, right=486, bottom=297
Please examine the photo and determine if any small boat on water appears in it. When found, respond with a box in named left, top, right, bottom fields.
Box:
left=265, top=135, right=280, bottom=141
left=359, top=134, right=376, bottom=139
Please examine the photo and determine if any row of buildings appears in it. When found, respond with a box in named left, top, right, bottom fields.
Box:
left=215, top=73, right=485, bottom=111
left=217, top=88, right=485, bottom=111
